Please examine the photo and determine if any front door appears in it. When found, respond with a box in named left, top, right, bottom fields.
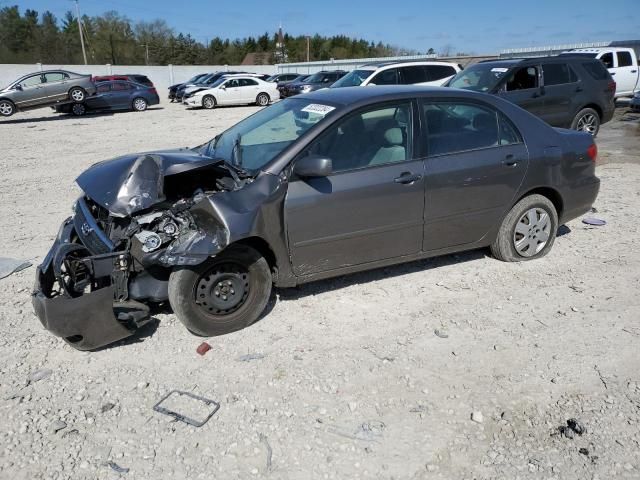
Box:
left=220, top=79, right=242, bottom=105
left=498, top=65, right=547, bottom=121
left=285, top=101, right=425, bottom=276
left=420, top=100, right=529, bottom=251
left=12, top=74, right=46, bottom=108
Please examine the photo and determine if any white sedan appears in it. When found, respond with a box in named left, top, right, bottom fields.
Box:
left=183, top=76, right=280, bottom=109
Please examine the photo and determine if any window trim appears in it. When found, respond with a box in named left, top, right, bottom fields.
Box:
left=541, top=62, right=578, bottom=87
left=292, top=99, right=417, bottom=176
left=504, top=65, right=541, bottom=92
left=418, top=98, right=523, bottom=159
left=369, top=68, right=399, bottom=86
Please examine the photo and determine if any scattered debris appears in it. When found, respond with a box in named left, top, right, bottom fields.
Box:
left=0, top=257, right=32, bottom=280
left=579, top=447, right=590, bottom=456
left=327, top=420, right=386, bottom=442
left=105, top=461, right=130, bottom=474
left=259, top=433, right=273, bottom=472
left=100, top=402, right=116, bottom=413
left=582, top=217, right=606, bottom=226
left=236, top=352, right=265, bottom=362
left=434, top=328, right=449, bottom=339
left=196, top=342, right=212, bottom=356
left=559, top=418, right=586, bottom=439
left=28, top=368, right=52, bottom=384
left=471, top=411, right=484, bottom=423
left=50, top=420, right=67, bottom=434
left=153, top=390, right=220, bottom=427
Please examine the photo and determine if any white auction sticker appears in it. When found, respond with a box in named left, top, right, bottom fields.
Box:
left=491, top=68, right=509, bottom=73
left=301, top=104, right=336, bottom=115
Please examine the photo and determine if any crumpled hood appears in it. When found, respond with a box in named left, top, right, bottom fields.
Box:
left=76, top=149, right=220, bottom=217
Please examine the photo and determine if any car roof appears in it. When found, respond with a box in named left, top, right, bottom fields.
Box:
left=360, top=60, right=457, bottom=68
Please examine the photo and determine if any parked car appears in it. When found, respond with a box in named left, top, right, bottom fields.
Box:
left=331, top=61, right=461, bottom=88
left=279, top=75, right=310, bottom=98
left=32, top=85, right=600, bottom=350
left=168, top=73, right=209, bottom=102
left=282, top=70, right=347, bottom=96
left=54, top=80, right=160, bottom=116
left=631, top=91, right=640, bottom=111
left=560, top=47, right=639, bottom=97
left=183, top=75, right=279, bottom=109
left=0, top=70, right=97, bottom=117
left=446, top=56, right=616, bottom=135
left=267, top=73, right=300, bottom=83
left=93, top=74, right=154, bottom=88
left=177, top=71, right=248, bottom=102
left=253, top=74, right=273, bottom=82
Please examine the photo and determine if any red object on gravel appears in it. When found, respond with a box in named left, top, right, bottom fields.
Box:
left=196, top=342, right=212, bottom=356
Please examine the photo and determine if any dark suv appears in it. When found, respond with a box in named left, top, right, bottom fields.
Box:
left=446, top=57, right=616, bottom=135
left=282, top=70, right=347, bottom=97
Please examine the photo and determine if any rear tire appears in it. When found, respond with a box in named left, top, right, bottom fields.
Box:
left=256, top=93, right=270, bottom=106
left=202, top=95, right=216, bottom=109
left=69, top=87, right=86, bottom=103
left=571, top=108, right=600, bottom=136
left=71, top=103, right=86, bottom=116
left=490, top=194, right=558, bottom=262
left=168, top=245, right=272, bottom=336
left=0, top=99, right=15, bottom=117
left=132, top=97, right=148, bottom=111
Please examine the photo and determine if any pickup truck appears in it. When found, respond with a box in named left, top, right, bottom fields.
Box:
left=561, top=47, right=639, bottom=97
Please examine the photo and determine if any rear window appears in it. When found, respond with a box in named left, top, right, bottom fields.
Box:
left=400, top=66, right=428, bottom=84
left=132, top=75, right=151, bottom=84
left=581, top=61, right=610, bottom=80
left=425, top=65, right=456, bottom=81
left=542, top=63, right=577, bottom=85
left=617, top=51, right=633, bottom=67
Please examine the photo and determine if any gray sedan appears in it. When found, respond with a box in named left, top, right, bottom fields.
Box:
left=33, top=86, right=600, bottom=350
left=0, top=70, right=97, bottom=117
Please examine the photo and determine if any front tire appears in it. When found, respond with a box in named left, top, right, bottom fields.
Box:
left=490, top=194, right=558, bottom=262
left=0, top=99, right=15, bottom=117
left=202, top=95, right=216, bottom=109
left=168, top=245, right=272, bottom=336
left=256, top=93, right=270, bottom=106
left=69, top=87, right=86, bottom=103
left=71, top=103, right=86, bottom=116
left=132, top=97, right=148, bottom=111
left=571, top=108, right=600, bottom=136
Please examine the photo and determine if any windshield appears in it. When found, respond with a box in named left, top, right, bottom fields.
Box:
left=201, top=98, right=339, bottom=172
left=187, top=74, right=205, bottom=83
left=208, top=77, right=226, bottom=88
left=331, top=69, right=374, bottom=88
left=306, top=72, right=327, bottom=83
left=448, top=64, right=513, bottom=92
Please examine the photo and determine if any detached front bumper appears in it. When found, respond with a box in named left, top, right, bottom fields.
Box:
left=31, top=215, right=147, bottom=351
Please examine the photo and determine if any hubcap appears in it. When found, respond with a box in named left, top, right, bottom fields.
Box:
left=204, top=98, right=213, bottom=108
left=72, top=104, right=84, bottom=115
left=258, top=95, right=268, bottom=105
left=134, top=99, right=146, bottom=110
left=195, top=264, right=249, bottom=315
left=0, top=102, right=12, bottom=115
left=577, top=113, right=597, bottom=135
left=71, top=89, right=84, bottom=101
left=513, top=207, right=551, bottom=257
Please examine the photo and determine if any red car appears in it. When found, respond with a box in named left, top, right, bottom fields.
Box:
left=92, top=74, right=154, bottom=88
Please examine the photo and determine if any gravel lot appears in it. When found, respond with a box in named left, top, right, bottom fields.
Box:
left=1, top=102, right=639, bottom=480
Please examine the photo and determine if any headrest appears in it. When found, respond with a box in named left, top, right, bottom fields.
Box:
left=384, top=128, right=403, bottom=146
left=472, top=112, right=496, bottom=132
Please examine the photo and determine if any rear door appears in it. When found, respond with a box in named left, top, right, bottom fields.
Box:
left=284, top=100, right=425, bottom=276
left=108, top=82, right=134, bottom=108
left=420, top=100, right=529, bottom=250
left=239, top=78, right=259, bottom=102
left=613, top=50, right=637, bottom=96
left=498, top=65, right=547, bottom=121
left=43, top=71, right=69, bottom=102
left=399, top=66, right=428, bottom=85
left=541, top=62, right=580, bottom=127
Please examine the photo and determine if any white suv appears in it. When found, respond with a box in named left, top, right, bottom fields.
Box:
left=331, top=61, right=462, bottom=89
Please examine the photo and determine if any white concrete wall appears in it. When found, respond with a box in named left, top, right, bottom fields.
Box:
left=0, top=64, right=277, bottom=95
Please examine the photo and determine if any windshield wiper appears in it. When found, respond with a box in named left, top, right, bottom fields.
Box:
left=231, top=133, right=243, bottom=168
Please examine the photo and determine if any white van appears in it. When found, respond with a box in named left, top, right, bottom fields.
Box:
left=330, top=61, right=462, bottom=89
left=561, top=47, right=639, bottom=97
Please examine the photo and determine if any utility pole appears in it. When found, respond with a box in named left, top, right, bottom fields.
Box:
left=74, top=0, right=87, bottom=64
left=306, top=35, right=310, bottom=62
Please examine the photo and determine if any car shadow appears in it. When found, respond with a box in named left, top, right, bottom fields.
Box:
left=0, top=111, right=115, bottom=124
left=94, top=317, right=161, bottom=351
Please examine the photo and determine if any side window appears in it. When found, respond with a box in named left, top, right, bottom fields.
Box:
left=542, top=63, right=575, bottom=86
left=44, top=72, right=65, bottom=82
left=20, top=75, right=43, bottom=88
left=506, top=67, right=539, bottom=91
left=425, top=65, right=456, bottom=81
left=225, top=79, right=239, bottom=88
left=617, top=51, right=633, bottom=67
left=600, top=52, right=614, bottom=69
left=96, top=83, right=111, bottom=93
left=112, top=82, right=131, bottom=91
left=370, top=68, right=398, bottom=85
left=240, top=79, right=258, bottom=86
left=423, top=102, right=499, bottom=156
left=581, top=61, right=610, bottom=80
left=400, top=66, right=428, bottom=84
left=499, top=115, right=523, bottom=146
left=300, top=102, right=412, bottom=172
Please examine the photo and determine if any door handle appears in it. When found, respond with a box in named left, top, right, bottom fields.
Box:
left=632, top=70, right=638, bottom=73
left=394, top=172, right=422, bottom=184
left=610, top=72, right=616, bottom=76
left=502, top=154, right=518, bottom=167
left=576, top=86, right=584, bottom=92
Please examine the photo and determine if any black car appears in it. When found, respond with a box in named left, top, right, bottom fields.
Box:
left=267, top=73, right=300, bottom=83
left=446, top=56, right=616, bottom=136
left=33, top=86, right=600, bottom=350
left=54, top=81, right=160, bottom=116
left=176, top=71, right=247, bottom=102
left=168, top=73, right=208, bottom=102
left=282, top=70, right=347, bottom=97
left=278, top=75, right=310, bottom=98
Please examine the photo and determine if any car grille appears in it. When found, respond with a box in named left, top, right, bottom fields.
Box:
left=73, top=197, right=115, bottom=255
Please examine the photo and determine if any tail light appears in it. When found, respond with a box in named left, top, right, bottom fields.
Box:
left=607, top=81, right=616, bottom=94
left=587, top=143, right=598, bottom=163
left=149, top=88, right=158, bottom=95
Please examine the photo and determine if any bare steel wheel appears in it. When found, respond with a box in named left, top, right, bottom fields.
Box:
left=168, top=245, right=272, bottom=336
left=571, top=108, right=600, bottom=136
left=132, top=97, right=147, bottom=111
left=0, top=99, right=15, bottom=117
left=69, top=87, right=86, bottom=103
left=256, top=93, right=270, bottom=106
left=490, top=194, right=558, bottom=262
left=202, top=95, right=216, bottom=109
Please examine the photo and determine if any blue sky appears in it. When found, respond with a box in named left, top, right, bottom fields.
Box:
left=8, top=0, right=640, bottom=54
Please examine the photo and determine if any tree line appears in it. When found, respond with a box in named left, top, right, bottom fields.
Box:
left=0, top=6, right=422, bottom=66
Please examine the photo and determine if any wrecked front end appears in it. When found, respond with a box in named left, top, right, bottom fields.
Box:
left=32, top=152, right=234, bottom=350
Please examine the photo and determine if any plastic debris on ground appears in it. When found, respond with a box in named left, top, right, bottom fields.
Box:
left=0, top=257, right=32, bottom=280
left=582, top=217, right=606, bottom=226
left=153, top=390, right=220, bottom=427
left=196, top=342, right=212, bottom=356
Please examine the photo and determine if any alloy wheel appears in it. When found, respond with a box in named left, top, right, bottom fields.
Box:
left=133, top=98, right=147, bottom=111
left=513, top=207, right=551, bottom=257
left=0, top=101, right=13, bottom=116
left=257, top=94, right=269, bottom=106
left=203, top=97, right=215, bottom=109
left=576, top=113, right=597, bottom=135
left=70, top=89, right=85, bottom=102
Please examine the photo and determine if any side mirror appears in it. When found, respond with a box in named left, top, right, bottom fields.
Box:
left=220, top=85, right=226, bottom=90
left=323, top=78, right=330, bottom=83
left=294, top=155, right=332, bottom=178
left=14, top=84, right=23, bottom=91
